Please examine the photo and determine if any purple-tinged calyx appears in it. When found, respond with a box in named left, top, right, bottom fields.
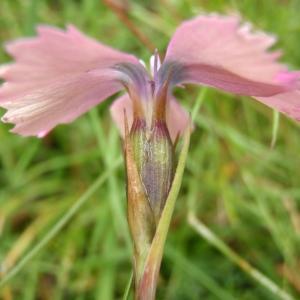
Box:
left=117, top=53, right=175, bottom=224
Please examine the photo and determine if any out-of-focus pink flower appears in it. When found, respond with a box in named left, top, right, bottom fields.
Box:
left=0, top=15, right=299, bottom=137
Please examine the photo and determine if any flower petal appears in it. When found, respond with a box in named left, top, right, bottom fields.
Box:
left=254, top=89, right=300, bottom=121
left=164, top=14, right=298, bottom=96
left=110, top=94, right=189, bottom=142
left=0, top=25, right=139, bottom=136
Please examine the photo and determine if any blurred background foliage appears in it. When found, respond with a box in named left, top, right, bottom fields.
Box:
left=0, top=0, right=300, bottom=299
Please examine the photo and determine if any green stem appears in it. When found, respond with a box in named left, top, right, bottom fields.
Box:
left=271, top=110, right=280, bottom=148
left=191, top=87, right=207, bottom=121
left=123, top=271, right=134, bottom=300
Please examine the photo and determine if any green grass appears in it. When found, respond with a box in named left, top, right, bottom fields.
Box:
left=1, top=0, right=300, bottom=299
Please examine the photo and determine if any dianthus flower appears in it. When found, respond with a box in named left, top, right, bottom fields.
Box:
left=1, top=15, right=299, bottom=300
left=1, top=15, right=299, bottom=137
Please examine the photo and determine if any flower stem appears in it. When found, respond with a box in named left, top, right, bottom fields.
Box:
left=136, top=126, right=191, bottom=299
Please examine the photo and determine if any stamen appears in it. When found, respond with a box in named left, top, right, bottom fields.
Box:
left=150, top=49, right=161, bottom=80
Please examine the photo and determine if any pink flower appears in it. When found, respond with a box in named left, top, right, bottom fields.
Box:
left=0, top=15, right=299, bottom=138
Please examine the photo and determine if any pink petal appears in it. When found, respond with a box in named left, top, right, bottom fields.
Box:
left=0, top=25, right=139, bottom=136
left=167, top=98, right=190, bottom=140
left=165, top=14, right=298, bottom=96
left=110, top=94, right=189, bottom=142
left=255, top=89, right=300, bottom=121
left=110, top=94, right=134, bottom=137
left=1, top=74, right=121, bottom=136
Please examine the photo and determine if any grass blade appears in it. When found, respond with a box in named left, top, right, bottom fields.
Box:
left=188, top=213, right=294, bottom=300
left=0, top=157, right=122, bottom=288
